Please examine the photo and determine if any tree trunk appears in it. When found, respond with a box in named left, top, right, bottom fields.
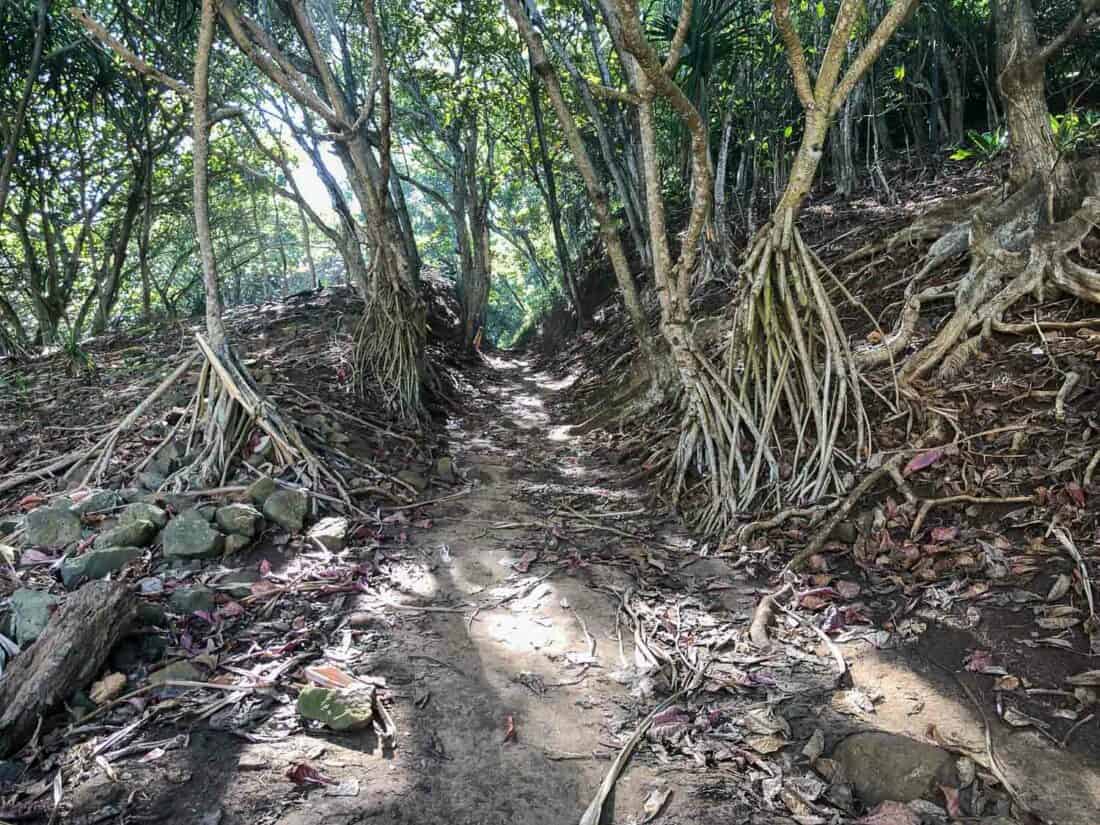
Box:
left=193, top=0, right=227, bottom=352
left=298, top=203, right=319, bottom=288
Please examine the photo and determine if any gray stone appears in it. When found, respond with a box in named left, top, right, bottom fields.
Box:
left=0, top=514, right=24, bottom=535
left=60, top=546, right=143, bottom=588
left=148, top=660, right=202, bottom=686
left=224, top=533, right=252, bottom=555
left=137, top=471, right=166, bottom=491
left=308, top=517, right=348, bottom=553
left=216, top=569, right=259, bottom=598
left=194, top=503, right=217, bottom=522
left=216, top=504, right=263, bottom=538
left=246, top=476, right=277, bottom=506
left=297, top=685, right=374, bottom=731
left=10, top=589, right=60, bottom=646
left=70, top=490, right=122, bottom=516
left=397, top=469, right=428, bottom=492
left=162, top=510, right=224, bottom=559
left=263, top=488, right=308, bottom=532
left=434, top=456, right=456, bottom=482
left=25, top=507, right=82, bottom=547
left=117, top=487, right=143, bottom=504
left=832, top=732, right=956, bottom=807
left=169, top=585, right=216, bottom=615
left=119, top=502, right=169, bottom=530
left=136, top=602, right=167, bottom=627
left=94, top=519, right=156, bottom=549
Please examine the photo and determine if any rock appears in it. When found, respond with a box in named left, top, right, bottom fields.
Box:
left=25, top=507, right=82, bottom=547
left=148, top=660, right=202, bottom=686
left=434, top=456, right=456, bottom=482
left=70, top=490, right=122, bottom=516
left=0, top=514, right=24, bottom=535
left=0, top=544, right=17, bottom=566
left=135, top=602, right=167, bottom=628
left=308, top=517, right=348, bottom=553
left=216, top=568, right=259, bottom=598
left=10, top=589, right=60, bottom=646
left=137, top=471, right=166, bottom=491
left=169, top=585, right=216, bottom=615
left=245, top=436, right=274, bottom=468
left=832, top=732, right=956, bottom=807
left=216, top=504, right=263, bottom=538
left=263, top=488, right=308, bottom=532
left=297, top=685, right=374, bottom=731
left=60, top=546, right=143, bottom=588
left=246, top=476, right=277, bottom=506
left=117, top=487, right=143, bottom=504
left=89, top=672, right=126, bottom=704
left=397, top=469, right=428, bottom=492
left=119, top=502, right=169, bottom=530
left=94, top=519, right=156, bottom=549
left=227, top=534, right=254, bottom=555
left=162, top=510, right=224, bottom=559
left=828, top=520, right=860, bottom=544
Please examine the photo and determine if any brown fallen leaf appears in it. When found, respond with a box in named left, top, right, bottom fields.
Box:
left=285, top=762, right=337, bottom=786
left=503, top=714, right=516, bottom=744
left=89, top=672, right=126, bottom=705
left=640, top=787, right=671, bottom=823
left=857, top=801, right=920, bottom=825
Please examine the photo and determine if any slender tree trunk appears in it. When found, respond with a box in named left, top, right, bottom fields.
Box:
left=193, top=0, right=227, bottom=352
left=528, top=57, right=586, bottom=322
left=0, top=0, right=49, bottom=221
left=298, top=204, right=319, bottom=288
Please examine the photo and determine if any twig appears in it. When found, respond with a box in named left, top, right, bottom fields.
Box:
left=577, top=691, right=686, bottom=825
left=381, top=488, right=471, bottom=512
left=749, top=584, right=793, bottom=648
left=911, top=494, right=1033, bottom=538
left=1054, top=371, right=1080, bottom=422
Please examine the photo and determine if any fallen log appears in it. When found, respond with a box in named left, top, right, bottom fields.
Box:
left=0, top=580, right=136, bottom=758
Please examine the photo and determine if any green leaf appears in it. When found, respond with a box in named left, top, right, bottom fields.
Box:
left=893, top=65, right=905, bottom=82
left=816, top=1, right=825, bottom=17
left=949, top=149, right=972, bottom=161
left=784, top=125, right=793, bottom=138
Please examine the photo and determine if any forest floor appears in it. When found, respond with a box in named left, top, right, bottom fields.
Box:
left=2, top=305, right=1100, bottom=825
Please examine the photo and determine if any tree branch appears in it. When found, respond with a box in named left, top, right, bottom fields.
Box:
left=1035, top=0, right=1100, bottom=66
left=831, top=0, right=919, bottom=116
left=773, top=0, right=816, bottom=111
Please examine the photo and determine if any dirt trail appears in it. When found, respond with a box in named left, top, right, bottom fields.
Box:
left=52, top=353, right=1100, bottom=825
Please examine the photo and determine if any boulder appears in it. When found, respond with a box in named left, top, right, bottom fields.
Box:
left=25, top=507, right=82, bottom=547
left=216, top=568, right=260, bottom=598
left=434, top=456, right=456, bottom=482
left=162, top=510, right=224, bottom=559
left=70, top=490, right=122, bottom=516
left=263, top=488, right=307, bottom=532
left=94, top=519, right=156, bottom=549
left=216, top=504, right=263, bottom=538
left=119, top=502, right=169, bottom=530
left=224, top=533, right=252, bottom=555
left=60, top=546, right=143, bottom=588
left=297, top=685, right=374, bottom=731
left=10, top=589, right=60, bottom=646
left=0, top=514, right=24, bottom=535
left=308, top=517, right=348, bottom=553
left=831, top=732, right=957, bottom=807
left=137, top=471, right=166, bottom=491
left=169, top=585, right=216, bottom=615
left=246, top=476, right=277, bottom=506
left=397, top=470, right=428, bottom=492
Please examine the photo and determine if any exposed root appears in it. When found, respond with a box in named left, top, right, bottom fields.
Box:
left=909, top=493, right=1033, bottom=539
left=854, top=162, right=1100, bottom=384
left=353, top=276, right=425, bottom=424
left=694, top=211, right=869, bottom=525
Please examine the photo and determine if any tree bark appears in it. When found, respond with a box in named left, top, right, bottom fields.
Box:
left=193, top=0, right=227, bottom=352
left=0, top=581, right=137, bottom=759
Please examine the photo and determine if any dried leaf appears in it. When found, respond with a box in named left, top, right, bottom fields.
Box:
left=89, top=672, right=126, bottom=705
left=513, top=550, right=538, bottom=573
left=1066, top=670, right=1100, bottom=687
left=835, top=580, right=861, bottom=600
left=1047, top=574, right=1072, bottom=602
left=939, top=784, right=961, bottom=817
left=964, top=649, right=994, bottom=672
left=640, top=787, right=671, bottom=823
left=903, top=449, right=943, bottom=476
left=857, top=801, right=919, bottom=825
left=802, top=728, right=825, bottom=762
left=930, top=526, right=958, bottom=543
left=285, top=762, right=336, bottom=786
left=745, top=734, right=787, bottom=754
left=503, top=714, right=516, bottom=744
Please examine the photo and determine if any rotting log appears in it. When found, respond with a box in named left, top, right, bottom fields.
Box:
left=0, top=580, right=136, bottom=758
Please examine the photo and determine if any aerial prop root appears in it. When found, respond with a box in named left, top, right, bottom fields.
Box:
left=79, top=334, right=351, bottom=503
left=711, top=209, right=868, bottom=520
left=353, top=271, right=424, bottom=425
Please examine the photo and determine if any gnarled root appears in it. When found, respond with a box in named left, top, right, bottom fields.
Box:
left=353, top=274, right=425, bottom=424
left=855, top=163, right=1100, bottom=384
